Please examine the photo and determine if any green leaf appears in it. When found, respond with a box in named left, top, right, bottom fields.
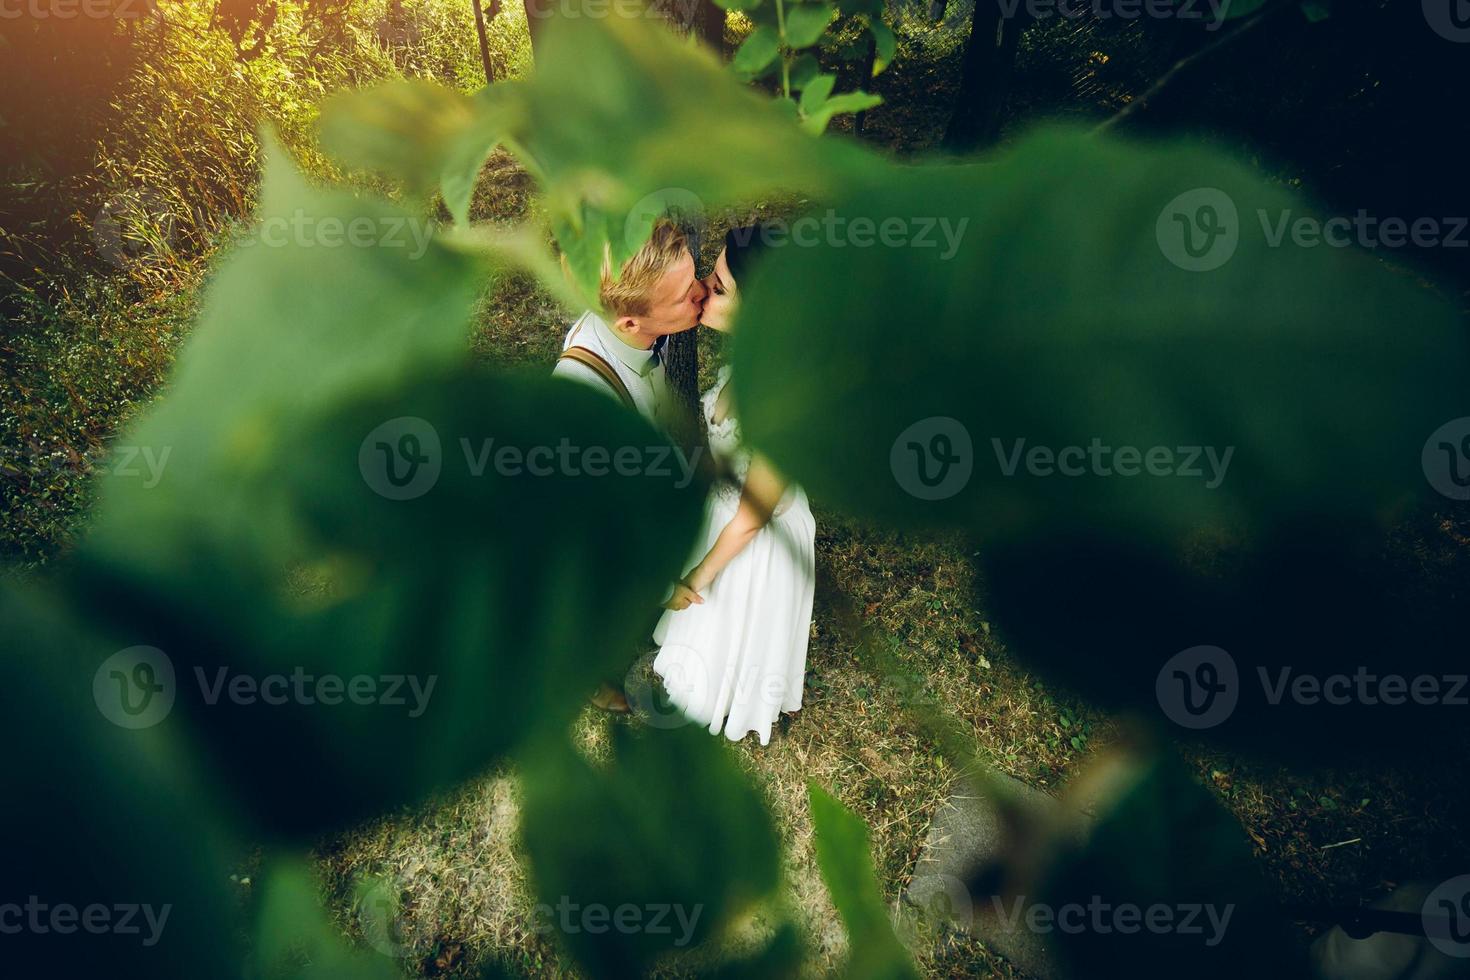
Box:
left=1299, top=0, right=1331, bottom=21
left=1221, top=0, right=1268, bottom=18
left=733, top=127, right=1467, bottom=541
left=75, top=363, right=706, bottom=838
left=731, top=128, right=1468, bottom=757
left=799, top=73, right=836, bottom=115
left=808, top=783, right=920, bottom=980
left=732, top=24, right=781, bottom=76
left=255, top=858, right=404, bottom=979
left=801, top=90, right=882, bottom=134
left=783, top=2, right=835, bottom=48
left=68, top=136, right=705, bottom=836
left=868, top=18, right=896, bottom=74
left=317, top=80, right=520, bottom=225
left=788, top=52, right=821, bottom=91
left=522, top=728, right=782, bottom=976
left=714, top=0, right=763, bottom=9
left=1039, top=750, right=1302, bottom=978
left=511, top=14, right=873, bottom=298
left=551, top=202, right=615, bottom=305
left=1, top=584, right=242, bottom=976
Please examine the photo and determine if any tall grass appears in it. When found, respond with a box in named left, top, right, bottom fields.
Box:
left=1, top=0, right=532, bottom=566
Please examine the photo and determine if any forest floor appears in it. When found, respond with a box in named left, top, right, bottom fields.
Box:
left=5, top=7, right=1470, bottom=979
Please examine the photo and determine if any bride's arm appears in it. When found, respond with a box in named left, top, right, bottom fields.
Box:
left=682, top=452, right=789, bottom=594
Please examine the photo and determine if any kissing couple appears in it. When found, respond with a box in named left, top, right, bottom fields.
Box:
left=552, top=219, right=816, bottom=746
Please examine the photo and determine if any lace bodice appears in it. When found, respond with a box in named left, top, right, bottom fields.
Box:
left=701, top=366, right=751, bottom=504
left=700, top=367, right=806, bottom=517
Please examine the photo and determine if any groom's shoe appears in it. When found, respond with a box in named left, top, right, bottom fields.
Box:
left=590, top=682, right=631, bottom=714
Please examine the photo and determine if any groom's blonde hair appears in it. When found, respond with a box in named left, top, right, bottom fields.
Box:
left=599, top=218, right=689, bottom=319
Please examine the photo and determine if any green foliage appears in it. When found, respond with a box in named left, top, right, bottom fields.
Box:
left=1038, top=751, right=1302, bottom=977
left=66, top=133, right=707, bottom=836
left=318, top=80, right=519, bottom=224
left=521, top=728, right=783, bottom=975
left=1, top=584, right=242, bottom=975
left=732, top=127, right=1467, bottom=755
left=718, top=0, right=887, bottom=129
left=808, top=783, right=920, bottom=979
left=318, top=9, right=871, bottom=302
left=1222, top=0, right=1270, bottom=18
left=255, top=859, right=404, bottom=979
left=733, top=128, right=1465, bottom=542
left=8, top=4, right=1467, bottom=978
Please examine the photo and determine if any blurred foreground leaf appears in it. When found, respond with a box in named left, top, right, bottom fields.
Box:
left=65, top=136, right=704, bottom=836
left=1036, top=745, right=1303, bottom=977
left=0, top=584, right=241, bottom=976
left=521, top=728, right=782, bottom=976
left=733, top=128, right=1469, bottom=754
left=808, top=783, right=919, bottom=980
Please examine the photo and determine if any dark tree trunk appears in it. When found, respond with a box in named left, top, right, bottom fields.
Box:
left=942, top=0, right=1025, bottom=153
left=854, top=34, right=877, bottom=138
left=692, top=0, right=726, bottom=55
left=663, top=217, right=705, bottom=447
left=472, top=0, right=498, bottom=84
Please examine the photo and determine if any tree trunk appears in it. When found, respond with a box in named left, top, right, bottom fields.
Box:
left=663, top=217, right=705, bottom=444
left=942, top=0, right=1025, bottom=153
left=692, top=0, right=726, bottom=55
left=854, top=34, right=877, bottom=137
left=472, top=0, right=498, bottom=84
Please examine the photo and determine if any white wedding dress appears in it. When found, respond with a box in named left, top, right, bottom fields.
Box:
left=652, top=367, right=816, bottom=745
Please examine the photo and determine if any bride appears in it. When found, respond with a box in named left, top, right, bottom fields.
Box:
left=652, top=225, right=817, bottom=746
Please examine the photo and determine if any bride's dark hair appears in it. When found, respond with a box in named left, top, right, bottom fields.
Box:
left=723, top=224, right=771, bottom=289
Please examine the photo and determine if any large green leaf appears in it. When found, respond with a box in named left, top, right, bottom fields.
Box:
left=0, top=584, right=241, bottom=976
left=733, top=128, right=1467, bottom=541
left=801, top=90, right=883, bottom=135
left=318, top=81, right=522, bottom=225
left=732, top=25, right=781, bottom=77
left=254, top=858, right=405, bottom=980
left=1036, top=748, right=1302, bottom=977
left=513, top=9, right=872, bottom=297
left=732, top=127, right=1468, bottom=754
left=66, top=137, right=705, bottom=835
left=71, top=363, right=706, bottom=838
left=521, top=728, right=782, bottom=976
left=808, top=783, right=920, bottom=980
left=783, top=2, right=835, bottom=48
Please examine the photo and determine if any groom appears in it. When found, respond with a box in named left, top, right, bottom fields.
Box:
left=552, top=218, right=707, bottom=712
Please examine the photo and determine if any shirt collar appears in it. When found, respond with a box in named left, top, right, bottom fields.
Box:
left=592, top=311, right=658, bottom=378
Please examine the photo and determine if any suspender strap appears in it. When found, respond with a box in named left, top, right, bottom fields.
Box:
left=559, top=345, right=637, bottom=412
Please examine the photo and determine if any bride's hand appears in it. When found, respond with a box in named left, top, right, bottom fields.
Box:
left=663, top=582, right=704, bottom=611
